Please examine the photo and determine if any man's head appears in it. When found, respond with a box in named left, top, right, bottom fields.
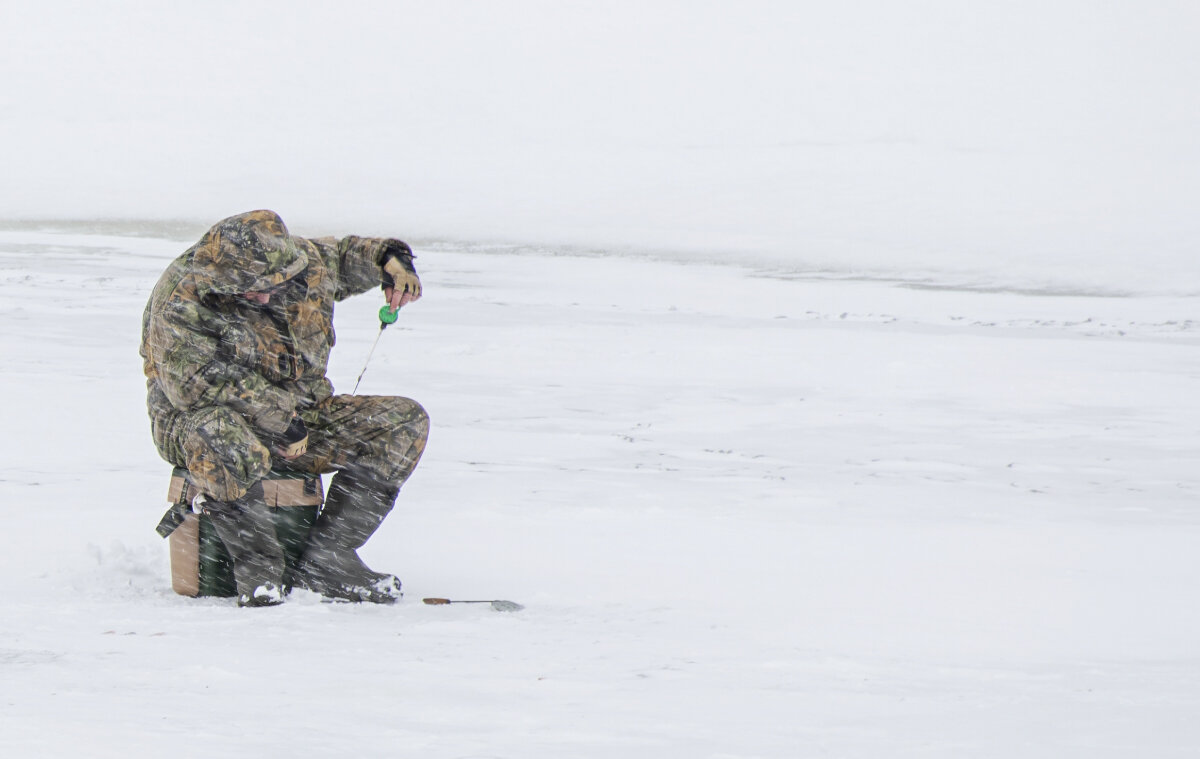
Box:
left=191, top=210, right=308, bottom=297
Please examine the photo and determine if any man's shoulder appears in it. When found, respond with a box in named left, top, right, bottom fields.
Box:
left=296, top=236, right=340, bottom=268
left=299, top=235, right=338, bottom=252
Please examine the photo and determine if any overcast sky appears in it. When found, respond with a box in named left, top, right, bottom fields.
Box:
left=1, top=1, right=1196, bottom=291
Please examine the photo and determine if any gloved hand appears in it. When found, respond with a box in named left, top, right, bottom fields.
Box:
left=380, top=239, right=421, bottom=309
left=277, top=415, right=308, bottom=459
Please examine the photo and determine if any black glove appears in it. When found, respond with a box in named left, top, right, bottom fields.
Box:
left=380, top=239, right=421, bottom=298
left=277, top=416, right=309, bottom=458
left=379, top=238, right=414, bottom=266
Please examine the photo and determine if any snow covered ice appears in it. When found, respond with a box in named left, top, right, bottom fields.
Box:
left=2, top=223, right=1197, bottom=757
left=2, top=2, right=1199, bottom=757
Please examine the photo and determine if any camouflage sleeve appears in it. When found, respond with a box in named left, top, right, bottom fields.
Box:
left=328, top=235, right=396, bottom=302
left=147, top=290, right=296, bottom=435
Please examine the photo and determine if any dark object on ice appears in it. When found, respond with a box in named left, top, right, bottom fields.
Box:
left=158, top=467, right=322, bottom=600
left=289, top=468, right=404, bottom=604
left=423, top=598, right=525, bottom=612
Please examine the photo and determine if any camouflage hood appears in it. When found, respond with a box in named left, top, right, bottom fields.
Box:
left=190, top=210, right=308, bottom=296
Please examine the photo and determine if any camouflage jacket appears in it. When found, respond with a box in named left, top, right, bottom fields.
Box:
left=140, top=211, right=401, bottom=449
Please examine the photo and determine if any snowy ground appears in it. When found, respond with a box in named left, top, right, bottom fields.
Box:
left=1, top=222, right=1197, bottom=757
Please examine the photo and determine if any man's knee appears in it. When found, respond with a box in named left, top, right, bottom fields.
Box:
left=358, top=395, right=428, bottom=443
left=360, top=396, right=429, bottom=483
left=400, top=398, right=430, bottom=441
left=386, top=397, right=428, bottom=452
left=179, top=406, right=272, bottom=500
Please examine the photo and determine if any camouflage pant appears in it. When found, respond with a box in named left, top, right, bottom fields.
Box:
left=154, top=395, right=429, bottom=502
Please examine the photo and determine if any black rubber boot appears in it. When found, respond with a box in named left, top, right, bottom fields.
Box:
left=200, top=481, right=286, bottom=608
left=291, top=468, right=402, bottom=604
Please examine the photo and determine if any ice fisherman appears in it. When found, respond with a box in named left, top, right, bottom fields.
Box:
left=140, top=210, right=429, bottom=607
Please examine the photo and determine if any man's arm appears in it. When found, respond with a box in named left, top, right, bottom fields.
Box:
left=317, top=235, right=421, bottom=306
